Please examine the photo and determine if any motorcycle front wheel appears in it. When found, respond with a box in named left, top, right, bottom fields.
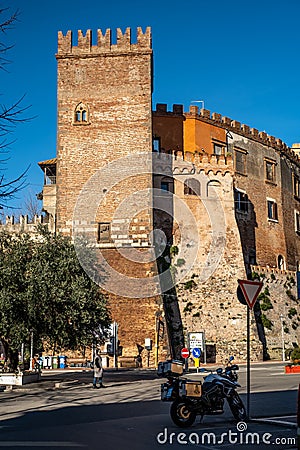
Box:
left=170, top=399, right=196, bottom=428
left=227, top=391, right=247, bottom=421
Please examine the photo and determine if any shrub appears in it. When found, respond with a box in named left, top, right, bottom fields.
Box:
left=290, top=347, right=300, bottom=364
left=261, top=314, right=273, bottom=330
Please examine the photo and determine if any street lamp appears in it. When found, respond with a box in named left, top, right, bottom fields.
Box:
left=29, top=329, right=34, bottom=370
left=280, top=314, right=285, bottom=362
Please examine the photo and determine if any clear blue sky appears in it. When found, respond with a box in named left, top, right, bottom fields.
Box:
left=1, top=0, right=300, bottom=212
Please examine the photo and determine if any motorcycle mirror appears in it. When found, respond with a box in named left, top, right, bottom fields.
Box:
left=229, top=356, right=234, bottom=361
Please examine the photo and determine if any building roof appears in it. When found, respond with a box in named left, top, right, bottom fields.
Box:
left=38, top=157, right=57, bottom=170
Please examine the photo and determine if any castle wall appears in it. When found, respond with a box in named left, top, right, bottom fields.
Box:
left=0, top=215, right=46, bottom=233
left=232, top=132, right=287, bottom=270
left=250, top=266, right=300, bottom=360
left=281, top=158, right=300, bottom=270
left=168, top=156, right=263, bottom=362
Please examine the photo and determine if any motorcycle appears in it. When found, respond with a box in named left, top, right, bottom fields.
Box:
left=158, top=356, right=247, bottom=428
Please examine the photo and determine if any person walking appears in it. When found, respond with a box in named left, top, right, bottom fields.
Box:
left=93, top=350, right=104, bottom=388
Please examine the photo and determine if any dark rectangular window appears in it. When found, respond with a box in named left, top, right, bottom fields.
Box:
left=265, top=160, right=276, bottom=183
left=161, top=181, right=169, bottom=192
left=293, top=175, right=300, bottom=198
left=235, top=150, right=246, bottom=175
left=296, top=212, right=300, bottom=234
left=153, top=137, right=160, bottom=152
left=97, top=222, right=111, bottom=242
left=267, top=200, right=278, bottom=221
left=234, top=190, right=248, bottom=213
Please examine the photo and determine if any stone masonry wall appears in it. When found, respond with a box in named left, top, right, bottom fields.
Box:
left=251, top=266, right=300, bottom=360
left=155, top=152, right=263, bottom=363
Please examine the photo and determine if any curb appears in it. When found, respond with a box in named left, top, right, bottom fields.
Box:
left=250, top=417, right=297, bottom=428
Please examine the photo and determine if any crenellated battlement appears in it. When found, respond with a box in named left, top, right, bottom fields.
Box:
left=153, top=150, right=233, bottom=177
left=251, top=264, right=296, bottom=278
left=154, top=103, right=300, bottom=166
left=153, top=103, right=184, bottom=115
left=188, top=105, right=299, bottom=163
left=57, top=27, right=152, bottom=56
left=0, top=215, right=47, bottom=233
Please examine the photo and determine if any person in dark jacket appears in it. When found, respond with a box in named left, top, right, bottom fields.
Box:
left=93, top=350, right=104, bottom=388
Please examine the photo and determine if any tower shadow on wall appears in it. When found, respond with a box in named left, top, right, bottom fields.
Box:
left=235, top=192, right=270, bottom=360
left=152, top=153, right=185, bottom=360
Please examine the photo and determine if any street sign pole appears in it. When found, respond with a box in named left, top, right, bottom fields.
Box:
left=237, top=279, right=263, bottom=420
left=181, top=347, right=190, bottom=372
left=247, top=306, right=250, bottom=418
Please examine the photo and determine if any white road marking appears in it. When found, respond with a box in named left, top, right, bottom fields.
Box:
left=0, top=442, right=85, bottom=447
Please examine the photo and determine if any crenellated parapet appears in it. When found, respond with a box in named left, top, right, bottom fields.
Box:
left=153, top=103, right=184, bottom=115
left=154, top=103, right=300, bottom=167
left=57, top=27, right=152, bottom=56
left=0, top=215, right=47, bottom=233
left=251, top=264, right=296, bottom=278
left=186, top=104, right=300, bottom=165
left=153, top=150, right=233, bottom=177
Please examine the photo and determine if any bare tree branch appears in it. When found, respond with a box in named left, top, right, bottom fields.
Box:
left=0, top=8, right=33, bottom=206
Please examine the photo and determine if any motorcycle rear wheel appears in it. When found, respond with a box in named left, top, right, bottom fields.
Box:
left=228, top=392, right=247, bottom=421
left=170, top=399, right=196, bottom=428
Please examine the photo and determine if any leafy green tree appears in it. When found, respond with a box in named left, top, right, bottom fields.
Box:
left=0, top=232, right=32, bottom=369
left=0, top=228, right=111, bottom=371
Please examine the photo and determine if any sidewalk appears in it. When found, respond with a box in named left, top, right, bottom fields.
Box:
left=0, top=367, right=158, bottom=396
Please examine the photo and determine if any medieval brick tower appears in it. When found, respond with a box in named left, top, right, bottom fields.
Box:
left=56, top=27, right=153, bottom=233
left=55, top=27, right=168, bottom=366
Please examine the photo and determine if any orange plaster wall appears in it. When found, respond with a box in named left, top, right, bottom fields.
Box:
left=184, top=117, right=226, bottom=154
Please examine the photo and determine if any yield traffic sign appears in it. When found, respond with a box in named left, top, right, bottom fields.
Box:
left=181, top=347, right=190, bottom=359
left=238, top=279, right=263, bottom=309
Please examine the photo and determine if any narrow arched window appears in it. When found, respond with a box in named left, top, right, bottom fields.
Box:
left=207, top=180, right=221, bottom=197
left=74, top=102, right=89, bottom=124
left=184, top=178, right=200, bottom=196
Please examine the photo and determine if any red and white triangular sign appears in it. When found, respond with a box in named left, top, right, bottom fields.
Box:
left=238, top=279, right=263, bottom=309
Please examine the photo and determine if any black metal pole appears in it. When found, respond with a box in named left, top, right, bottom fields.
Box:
left=247, top=306, right=250, bottom=418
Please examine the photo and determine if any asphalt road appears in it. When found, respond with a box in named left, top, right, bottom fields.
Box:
left=0, top=362, right=298, bottom=449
